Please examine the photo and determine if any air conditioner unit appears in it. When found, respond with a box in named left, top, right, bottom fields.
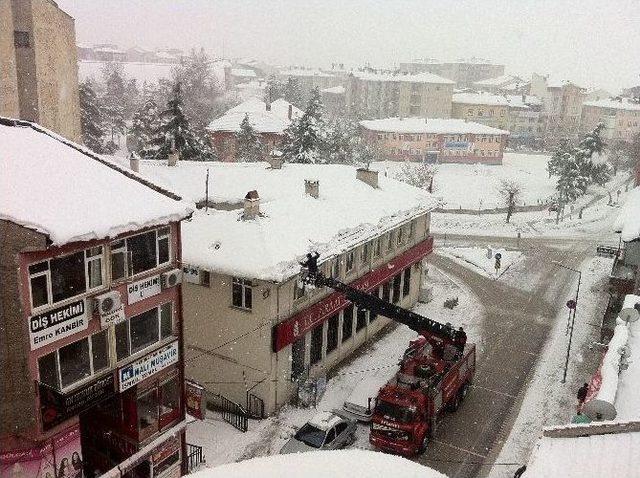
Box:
left=161, top=269, right=183, bottom=289
left=93, top=290, right=122, bottom=316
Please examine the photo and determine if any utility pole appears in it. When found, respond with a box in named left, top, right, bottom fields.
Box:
left=553, top=260, right=582, bottom=383
left=205, top=168, right=210, bottom=213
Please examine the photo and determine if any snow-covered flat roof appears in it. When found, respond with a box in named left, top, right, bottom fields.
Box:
left=0, top=119, right=193, bottom=246
left=452, top=92, right=510, bottom=106
left=474, top=74, right=523, bottom=87
left=360, top=117, right=509, bottom=135
left=207, top=97, right=301, bottom=134
left=352, top=71, right=455, bottom=85
left=133, top=161, right=437, bottom=281
left=583, top=98, right=640, bottom=112
left=191, top=449, right=446, bottom=478
left=614, top=187, right=640, bottom=242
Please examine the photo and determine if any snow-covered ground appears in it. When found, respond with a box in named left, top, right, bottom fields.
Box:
left=486, top=256, right=614, bottom=478
left=186, top=265, right=485, bottom=469
left=438, top=246, right=523, bottom=279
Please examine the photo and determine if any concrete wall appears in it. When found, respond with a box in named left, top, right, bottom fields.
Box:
left=0, top=220, right=47, bottom=438
left=0, top=0, right=20, bottom=117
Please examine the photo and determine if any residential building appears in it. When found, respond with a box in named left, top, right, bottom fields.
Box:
left=585, top=87, right=613, bottom=102
left=0, top=118, right=193, bottom=477
left=132, top=162, right=438, bottom=416
left=451, top=92, right=510, bottom=130
left=226, top=68, right=258, bottom=89
left=321, top=85, right=346, bottom=117
left=278, top=68, right=343, bottom=105
left=529, top=73, right=586, bottom=147
left=346, top=70, right=454, bottom=119
left=505, top=95, right=544, bottom=149
left=234, top=80, right=267, bottom=102
left=581, top=98, right=640, bottom=143
left=399, top=58, right=505, bottom=87
left=473, top=74, right=527, bottom=94
left=0, top=0, right=82, bottom=142
left=206, top=97, right=302, bottom=162
left=360, top=117, right=509, bottom=165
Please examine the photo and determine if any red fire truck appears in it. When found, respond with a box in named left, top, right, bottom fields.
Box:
left=301, top=252, right=476, bottom=456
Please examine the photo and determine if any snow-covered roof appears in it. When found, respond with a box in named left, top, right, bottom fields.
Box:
left=505, top=95, right=542, bottom=109
left=322, top=85, right=346, bottom=95
left=615, top=187, right=640, bottom=241
left=190, top=450, right=446, bottom=478
left=352, top=71, right=455, bottom=85
left=308, top=412, right=343, bottom=431
left=133, top=161, right=437, bottom=281
left=583, top=98, right=640, bottom=112
left=452, top=92, right=509, bottom=106
left=474, top=74, right=523, bottom=87
left=0, top=119, right=193, bottom=246
left=280, top=68, right=336, bottom=78
left=207, top=97, right=300, bottom=133
left=230, top=68, right=257, bottom=78
left=360, top=117, right=509, bottom=136
left=546, top=78, right=584, bottom=90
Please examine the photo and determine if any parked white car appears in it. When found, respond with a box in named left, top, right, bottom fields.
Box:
left=280, top=411, right=357, bottom=454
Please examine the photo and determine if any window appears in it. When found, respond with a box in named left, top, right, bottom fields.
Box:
left=386, top=232, right=394, bottom=251
left=408, top=221, right=415, bottom=239
left=38, top=330, right=110, bottom=390
left=115, top=303, right=174, bottom=362
left=110, top=228, right=171, bottom=281
left=331, top=259, right=340, bottom=278
left=14, top=31, right=30, bottom=48
left=200, top=270, right=211, bottom=287
left=397, top=227, right=404, bottom=245
left=310, top=324, right=323, bottom=365
left=159, top=375, right=181, bottom=426
left=393, top=275, right=402, bottom=304
left=360, top=243, right=370, bottom=264
left=138, top=388, right=159, bottom=438
left=29, top=247, right=104, bottom=310
left=327, top=314, right=339, bottom=354
left=232, top=278, right=253, bottom=309
left=342, top=305, right=354, bottom=342
left=356, top=307, right=368, bottom=331
left=403, top=268, right=411, bottom=297
left=345, top=251, right=355, bottom=273
left=294, top=278, right=306, bottom=300
left=382, top=282, right=391, bottom=303
left=373, top=237, right=382, bottom=258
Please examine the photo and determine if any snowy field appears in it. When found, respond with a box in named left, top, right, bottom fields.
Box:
left=186, top=265, right=485, bottom=468
left=438, top=246, right=523, bottom=279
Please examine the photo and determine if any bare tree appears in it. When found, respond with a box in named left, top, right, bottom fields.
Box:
left=395, top=161, right=437, bottom=192
left=499, top=180, right=523, bottom=223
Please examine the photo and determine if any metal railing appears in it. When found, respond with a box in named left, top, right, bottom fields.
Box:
left=246, top=392, right=265, bottom=419
left=186, top=443, right=205, bottom=472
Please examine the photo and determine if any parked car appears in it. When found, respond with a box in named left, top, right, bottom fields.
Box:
left=280, top=411, right=357, bottom=454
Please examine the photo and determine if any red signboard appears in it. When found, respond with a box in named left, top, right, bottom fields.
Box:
left=185, top=380, right=205, bottom=420
left=273, top=237, right=434, bottom=352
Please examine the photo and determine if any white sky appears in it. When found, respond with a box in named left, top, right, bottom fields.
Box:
left=58, top=0, right=640, bottom=92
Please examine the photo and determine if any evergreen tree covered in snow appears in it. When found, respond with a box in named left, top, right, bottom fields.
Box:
left=124, top=78, right=141, bottom=118
left=321, top=117, right=357, bottom=164
left=79, top=80, right=117, bottom=154
left=129, top=96, right=161, bottom=158
left=152, top=82, right=216, bottom=161
left=101, top=63, right=127, bottom=142
left=235, top=114, right=264, bottom=162
left=264, top=75, right=284, bottom=104
left=282, top=88, right=325, bottom=163
left=577, top=122, right=606, bottom=159
left=283, top=77, right=304, bottom=108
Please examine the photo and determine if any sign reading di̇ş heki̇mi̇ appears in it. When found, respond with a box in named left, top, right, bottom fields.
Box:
left=127, top=274, right=161, bottom=304
left=29, top=299, right=88, bottom=350
left=118, top=341, right=179, bottom=392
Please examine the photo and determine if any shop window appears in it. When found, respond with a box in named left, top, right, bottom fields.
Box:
left=345, top=251, right=355, bottom=273
left=403, top=268, right=411, bottom=297
left=342, top=305, right=354, bottom=342
left=356, top=307, right=367, bottom=331
left=232, top=277, right=253, bottom=310
left=116, top=303, right=174, bottom=362
left=310, top=324, right=323, bottom=365
left=393, top=275, right=402, bottom=304
left=326, top=314, right=339, bottom=354
left=110, top=228, right=171, bottom=281
left=138, top=388, right=159, bottom=439
left=159, top=376, right=181, bottom=427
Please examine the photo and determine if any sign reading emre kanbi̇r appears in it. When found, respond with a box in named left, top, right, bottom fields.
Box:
left=118, top=341, right=179, bottom=392
left=127, top=274, right=161, bottom=304
left=29, top=299, right=88, bottom=350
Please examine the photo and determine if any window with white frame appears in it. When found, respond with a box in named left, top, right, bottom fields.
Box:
left=28, top=247, right=104, bottom=310
left=115, top=303, right=174, bottom=362
left=232, top=277, right=253, bottom=309
left=110, top=227, right=171, bottom=282
left=38, top=329, right=110, bottom=391
left=360, top=243, right=370, bottom=264
left=345, top=251, right=355, bottom=273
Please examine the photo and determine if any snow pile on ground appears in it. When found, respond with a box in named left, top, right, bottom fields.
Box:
left=0, top=121, right=193, bottom=245
left=190, top=449, right=446, bottom=478
left=438, top=246, right=522, bottom=279
left=614, top=186, right=640, bottom=242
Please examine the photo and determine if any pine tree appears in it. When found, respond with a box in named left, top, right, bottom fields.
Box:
left=79, top=80, right=117, bottom=154
left=282, top=88, right=325, bottom=163
left=578, top=122, right=606, bottom=159
left=321, top=117, right=359, bottom=164
left=152, top=82, right=216, bottom=161
left=101, top=64, right=127, bottom=144
left=264, top=75, right=284, bottom=104
left=124, top=78, right=141, bottom=118
left=283, top=77, right=304, bottom=108
left=235, top=114, right=264, bottom=162
left=129, top=96, right=161, bottom=158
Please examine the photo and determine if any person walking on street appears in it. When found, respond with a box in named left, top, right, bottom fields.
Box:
left=577, top=382, right=589, bottom=412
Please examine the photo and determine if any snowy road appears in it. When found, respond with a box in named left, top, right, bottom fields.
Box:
left=417, top=238, right=595, bottom=477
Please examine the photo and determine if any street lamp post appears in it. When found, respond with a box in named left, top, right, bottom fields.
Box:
left=552, top=260, right=582, bottom=383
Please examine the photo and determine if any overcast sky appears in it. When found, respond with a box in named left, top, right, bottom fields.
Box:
left=58, top=0, right=639, bottom=92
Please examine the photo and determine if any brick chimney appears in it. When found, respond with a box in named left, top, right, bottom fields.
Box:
left=267, top=150, right=283, bottom=169
left=305, top=179, right=319, bottom=198
left=266, top=102, right=271, bottom=112
left=356, top=168, right=379, bottom=188
left=243, top=190, right=260, bottom=220
left=167, top=138, right=179, bottom=167
left=288, top=104, right=293, bottom=120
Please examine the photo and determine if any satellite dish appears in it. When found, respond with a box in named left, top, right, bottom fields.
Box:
left=619, top=307, right=640, bottom=323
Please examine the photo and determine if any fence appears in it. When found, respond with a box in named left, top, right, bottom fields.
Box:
left=205, top=394, right=249, bottom=432
left=186, top=443, right=205, bottom=472
left=246, top=392, right=265, bottom=419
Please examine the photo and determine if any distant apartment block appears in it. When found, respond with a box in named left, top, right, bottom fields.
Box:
left=451, top=92, right=509, bottom=130
left=399, top=58, right=505, bottom=87
left=278, top=68, right=343, bottom=105
left=473, top=74, right=527, bottom=94
left=346, top=70, right=454, bottom=119
left=581, top=98, right=640, bottom=143
left=0, top=0, right=81, bottom=142
left=505, top=95, right=544, bottom=149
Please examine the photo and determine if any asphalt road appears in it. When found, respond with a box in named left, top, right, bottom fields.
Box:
left=416, top=237, right=594, bottom=478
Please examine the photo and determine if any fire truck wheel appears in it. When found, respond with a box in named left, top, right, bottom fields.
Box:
left=419, top=434, right=429, bottom=453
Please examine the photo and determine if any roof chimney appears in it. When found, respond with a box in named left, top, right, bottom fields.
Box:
left=267, top=150, right=283, bottom=169
left=356, top=168, right=379, bottom=188
left=167, top=138, right=179, bottom=167
left=129, top=152, right=140, bottom=173
left=243, top=190, right=260, bottom=220
left=288, top=104, right=293, bottom=120
left=266, top=102, right=271, bottom=111
left=304, top=179, right=319, bottom=198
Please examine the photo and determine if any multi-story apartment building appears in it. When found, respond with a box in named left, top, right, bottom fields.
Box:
left=581, top=98, right=640, bottom=143
left=132, top=161, right=438, bottom=416
left=530, top=73, right=586, bottom=146
left=399, top=58, right=505, bottom=88
left=451, top=92, right=510, bottom=130
left=0, top=118, right=193, bottom=478
left=0, top=0, right=81, bottom=142
left=206, top=97, right=302, bottom=162
left=360, top=117, right=509, bottom=165
left=278, top=68, right=343, bottom=105
left=346, top=70, right=454, bottom=119
left=505, top=95, right=544, bottom=149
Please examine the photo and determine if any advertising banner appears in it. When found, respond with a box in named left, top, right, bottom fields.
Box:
left=185, top=380, right=205, bottom=420
left=100, top=305, right=126, bottom=328
left=127, top=275, right=161, bottom=305
left=119, top=341, right=179, bottom=392
left=29, top=299, right=88, bottom=350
